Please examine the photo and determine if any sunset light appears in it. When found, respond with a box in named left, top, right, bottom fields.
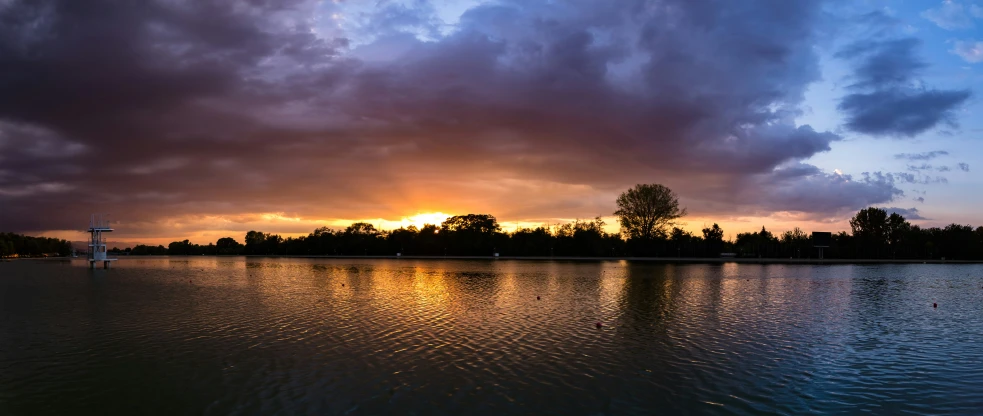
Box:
left=401, top=212, right=452, bottom=230
left=4, top=1, right=983, bottom=414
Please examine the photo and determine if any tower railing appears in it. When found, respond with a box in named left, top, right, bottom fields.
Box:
left=89, top=214, right=112, bottom=230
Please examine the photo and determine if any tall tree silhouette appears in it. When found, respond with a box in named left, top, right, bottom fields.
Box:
left=615, top=184, right=686, bottom=241
left=440, top=214, right=501, bottom=255
left=851, top=207, right=888, bottom=257
left=702, top=223, right=725, bottom=256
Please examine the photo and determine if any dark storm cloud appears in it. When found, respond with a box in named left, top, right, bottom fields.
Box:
left=0, top=0, right=904, bottom=234
left=837, top=38, right=970, bottom=137
left=894, top=150, right=948, bottom=161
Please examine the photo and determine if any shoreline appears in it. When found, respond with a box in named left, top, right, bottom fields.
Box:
left=22, top=255, right=983, bottom=265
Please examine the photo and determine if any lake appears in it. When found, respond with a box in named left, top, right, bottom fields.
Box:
left=2, top=258, right=982, bottom=415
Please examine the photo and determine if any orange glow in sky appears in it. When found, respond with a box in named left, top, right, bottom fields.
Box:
left=37, top=211, right=857, bottom=247
left=399, top=212, right=452, bottom=229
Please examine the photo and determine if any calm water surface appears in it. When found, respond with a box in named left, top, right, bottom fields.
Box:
left=2, top=258, right=983, bottom=415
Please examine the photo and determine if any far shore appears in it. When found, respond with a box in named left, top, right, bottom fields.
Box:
left=20, top=255, right=983, bottom=265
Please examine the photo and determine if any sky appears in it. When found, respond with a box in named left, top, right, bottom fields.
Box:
left=0, top=0, right=981, bottom=245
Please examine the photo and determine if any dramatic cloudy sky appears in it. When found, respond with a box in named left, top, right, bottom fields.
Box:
left=0, top=0, right=981, bottom=244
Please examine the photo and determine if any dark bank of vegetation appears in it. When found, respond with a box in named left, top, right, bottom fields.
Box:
left=0, top=233, right=72, bottom=258
left=5, top=184, right=980, bottom=260
left=151, top=184, right=983, bottom=261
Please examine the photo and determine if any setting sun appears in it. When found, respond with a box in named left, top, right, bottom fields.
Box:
left=400, top=212, right=452, bottom=229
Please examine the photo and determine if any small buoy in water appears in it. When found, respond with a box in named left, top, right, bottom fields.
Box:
left=536, top=296, right=541, bottom=300
left=933, top=303, right=937, bottom=308
left=596, top=322, right=603, bottom=329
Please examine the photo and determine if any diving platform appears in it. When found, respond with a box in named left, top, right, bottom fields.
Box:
left=87, top=214, right=117, bottom=269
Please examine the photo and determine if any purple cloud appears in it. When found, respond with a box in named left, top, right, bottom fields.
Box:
left=0, top=0, right=905, bottom=235
left=837, top=39, right=971, bottom=137
left=881, top=207, right=926, bottom=220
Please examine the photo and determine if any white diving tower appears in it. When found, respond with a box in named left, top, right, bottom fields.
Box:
left=88, top=214, right=116, bottom=269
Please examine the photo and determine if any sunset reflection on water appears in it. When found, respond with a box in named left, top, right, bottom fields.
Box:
left=2, top=258, right=982, bottom=415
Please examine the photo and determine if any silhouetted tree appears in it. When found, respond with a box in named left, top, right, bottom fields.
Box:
left=215, top=237, right=244, bottom=255
left=735, top=226, right=778, bottom=257
left=885, top=213, right=910, bottom=258
left=702, top=223, right=724, bottom=257
left=335, top=222, right=386, bottom=255
left=669, top=227, right=696, bottom=257
left=510, top=227, right=553, bottom=256
left=345, top=222, right=378, bottom=235
left=244, top=231, right=265, bottom=254
left=939, top=224, right=977, bottom=260
left=168, top=240, right=190, bottom=255
left=242, top=231, right=282, bottom=255
left=131, top=244, right=168, bottom=255
left=615, top=184, right=686, bottom=241
left=0, top=233, right=71, bottom=257
left=549, top=217, right=614, bottom=256
left=0, top=240, right=13, bottom=257
left=130, top=205, right=983, bottom=260
left=415, top=224, right=441, bottom=255
left=440, top=214, right=501, bottom=255
left=850, top=207, right=888, bottom=257
left=440, top=215, right=499, bottom=234
left=387, top=226, right=418, bottom=254
left=780, top=227, right=809, bottom=258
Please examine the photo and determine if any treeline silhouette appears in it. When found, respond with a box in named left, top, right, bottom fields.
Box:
left=151, top=209, right=983, bottom=260
left=159, top=216, right=630, bottom=257
left=0, top=232, right=72, bottom=257
left=729, top=208, right=983, bottom=260
left=3, top=201, right=977, bottom=260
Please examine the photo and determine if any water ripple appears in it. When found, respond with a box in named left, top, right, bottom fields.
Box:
left=1, top=259, right=983, bottom=414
